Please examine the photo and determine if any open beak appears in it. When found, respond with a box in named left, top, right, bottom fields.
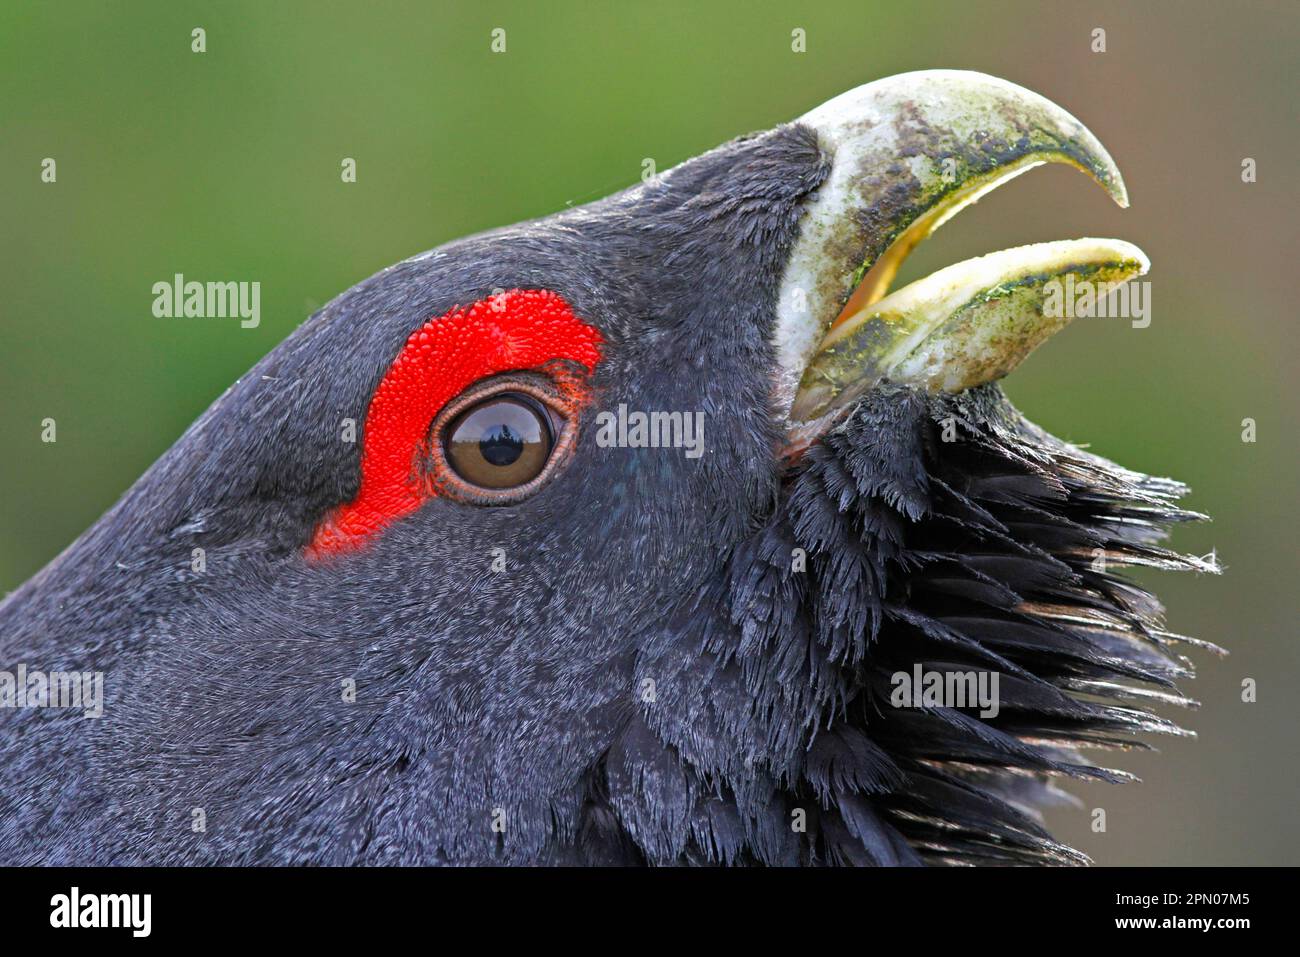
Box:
left=775, top=71, right=1146, bottom=438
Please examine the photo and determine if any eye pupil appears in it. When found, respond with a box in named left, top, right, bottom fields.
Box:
left=443, top=393, right=557, bottom=490
left=479, top=423, right=524, bottom=466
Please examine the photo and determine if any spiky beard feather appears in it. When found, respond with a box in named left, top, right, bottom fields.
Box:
left=603, top=384, right=1219, bottom=866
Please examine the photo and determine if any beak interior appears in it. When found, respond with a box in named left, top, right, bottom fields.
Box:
left=832, top=153, right=1125, bottom=334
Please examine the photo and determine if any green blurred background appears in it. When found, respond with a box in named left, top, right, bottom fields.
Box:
left=1, top=1, right=1295, bottom=864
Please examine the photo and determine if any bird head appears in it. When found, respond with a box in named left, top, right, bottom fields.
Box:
left=0, top=71, right=1217, bottom=865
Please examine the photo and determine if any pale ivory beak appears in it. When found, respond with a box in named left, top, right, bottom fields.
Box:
left=772, top=71, right=1141, bottom=435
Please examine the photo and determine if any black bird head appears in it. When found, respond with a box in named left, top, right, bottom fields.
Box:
left=0, top=71, right=1217, bottom=865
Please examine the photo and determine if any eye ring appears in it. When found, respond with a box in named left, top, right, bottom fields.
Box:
left=426, top=371, right=576, bottom=505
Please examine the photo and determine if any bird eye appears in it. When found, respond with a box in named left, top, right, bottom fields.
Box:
left=444, top=394, right=555, bottom=489
left=426, top=368, right=582, bottom=505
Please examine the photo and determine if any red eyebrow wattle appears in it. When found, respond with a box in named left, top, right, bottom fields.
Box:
left=306, top=289, right=602, bottom=558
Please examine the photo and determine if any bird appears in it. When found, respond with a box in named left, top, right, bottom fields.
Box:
left=0, top=70, right=1219, bottom=866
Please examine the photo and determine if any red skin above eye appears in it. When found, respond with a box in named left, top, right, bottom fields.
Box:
left=306, top=289, right=603, bottom=558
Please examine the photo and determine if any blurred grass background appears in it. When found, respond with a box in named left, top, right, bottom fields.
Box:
left=1, top=0, right=1295, bottom=863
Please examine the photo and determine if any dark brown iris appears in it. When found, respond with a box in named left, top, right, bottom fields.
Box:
left=443, top=394, right=554, bottom=489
